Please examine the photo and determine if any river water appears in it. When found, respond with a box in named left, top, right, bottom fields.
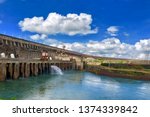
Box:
left=0, top=71, right=150, bottom=100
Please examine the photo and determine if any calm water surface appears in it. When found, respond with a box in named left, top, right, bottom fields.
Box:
left=0, top=71, right=150, bottom=100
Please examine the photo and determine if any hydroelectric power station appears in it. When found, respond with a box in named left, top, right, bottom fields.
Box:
left=0, top=34, right=85, bottom=81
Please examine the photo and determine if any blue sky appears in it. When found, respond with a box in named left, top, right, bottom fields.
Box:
left=0, top=0, right=150, bottom=59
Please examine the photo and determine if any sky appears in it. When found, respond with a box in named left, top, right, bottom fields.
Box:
left=0, top=0, right=150, bottom=60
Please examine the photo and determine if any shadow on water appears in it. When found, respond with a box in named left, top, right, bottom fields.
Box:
left=0, top=71, right=150, bottom=100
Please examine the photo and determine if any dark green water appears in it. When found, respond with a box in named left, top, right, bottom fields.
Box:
left=0, top=71, right=150, bottom=100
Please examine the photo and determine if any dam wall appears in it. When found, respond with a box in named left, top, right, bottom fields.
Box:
left=0, top=34, right=85, bottom=81
left=0, top=60, right=73, bottom=81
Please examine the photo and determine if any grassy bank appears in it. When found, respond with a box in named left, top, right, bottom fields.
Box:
left=86, top=65, right=150, bottom=80
left=85, top=58, right=150, bottom=80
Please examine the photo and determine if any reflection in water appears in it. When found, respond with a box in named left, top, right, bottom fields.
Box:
left=136, top=83, right=150, bottom=99
left=0, top=71, right=150, bottom=100
left=83, top=74, right=120, bottom=92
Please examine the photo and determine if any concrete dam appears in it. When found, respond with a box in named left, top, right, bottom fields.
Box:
left=0, top=34, right=85, bottom=81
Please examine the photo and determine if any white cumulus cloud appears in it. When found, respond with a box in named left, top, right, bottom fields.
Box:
left=40, top=37, right=150, bottom=60
left=135, top=39, right=150, bottom=52
left=107, top=26, right=119, bottom=36
left=19, top=13, right=98, bottom=36
left=135, top=39, right=150, bottom=59
left=30, top=34, right=47, bottom=40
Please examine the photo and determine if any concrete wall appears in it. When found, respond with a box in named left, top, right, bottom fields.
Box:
left=0, top=61, right=73, bottom=81
left=0, top=34, right=86, bottom=81
left=0, top=34, right=84, bottom=61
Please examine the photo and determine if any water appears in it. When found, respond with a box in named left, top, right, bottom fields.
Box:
left=0, top=71, right=150, bottom=100
left=51, top=65, right=63, bottom=75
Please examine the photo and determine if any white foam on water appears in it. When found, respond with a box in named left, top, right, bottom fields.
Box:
left=51, top=65, right=63, bottom=75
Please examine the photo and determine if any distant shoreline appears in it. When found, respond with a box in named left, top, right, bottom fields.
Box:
left=86, top=65, right=150, bottom=80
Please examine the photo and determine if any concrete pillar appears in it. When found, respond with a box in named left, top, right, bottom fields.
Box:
left=33, top=63, right=38, bottom=76
left=83, top=61, right=86, bottom=70
left=0, top=63, right=6, bottom=81
left=8, top=63, right=13, bottom=79
left=72, top=60, right=76, bottom=70
left=62, top=63, right=64, bottom=70
left=64, top=63, right=66, bottom=70
left=21, top=63, right=25, bottom=77
left=67, top=64, right=69, bottom=70
left=13, top=63, right=20, bottom=80
left=78, top=62, right=84, bottom=71
left=45, top=63, right=48, bottom=73
left=30, top=63, right=34, bottom=76
left=66, top=63, right=68, bottom=70
left=44, top=63, right=47, bottom=73
left=25, top=63, right=30, bottom=78
left=42, top=63, right=45, bottom=73
left=38, top=63, right=42, bottom=74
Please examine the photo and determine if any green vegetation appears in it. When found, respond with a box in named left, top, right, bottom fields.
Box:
left=101, top=63, right=147, bottom=70
left=85, top=58, right=150, bottom=80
